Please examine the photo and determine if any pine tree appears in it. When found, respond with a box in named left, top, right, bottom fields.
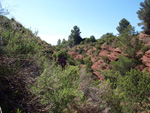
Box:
left=89, top=35, right=96, bottom=42
left=116, top=18, right=130, bottom=35
left=68, top=26, right=82, bottom=45
left=57, top=39, right=61, bottom=45
left=137, top=0, right=150, bottom=34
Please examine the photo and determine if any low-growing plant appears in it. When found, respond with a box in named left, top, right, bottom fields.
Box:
left=6, top=36, right=41, bottom=55
left=119, top=25, right=143, bottom=58
left=53, top=50, right=75, bottom=68
left=32, top=65, right=83, bottom=112
left=141, top=45, right=150, bottom=54
left=117, top=69, right=150, bottom=112
left=111, top=55, right=137, bottom=76
left=84, top=56, right=93, bottom=72
left=101, top=56, right=109, bottom=64
left=96, top=45, right=101, bottom=50
left=78, top=46, right=84, bottom=54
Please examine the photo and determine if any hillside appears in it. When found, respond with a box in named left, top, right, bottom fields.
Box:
left=66, top=33, right=150, bottom=79
left=1, top=8, right=150, bottom=113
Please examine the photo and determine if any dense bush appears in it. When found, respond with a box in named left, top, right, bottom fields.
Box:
left=98, top=33, right=117, bottom=45
left=96, top=45, right=101, bottom=50
left=141, top=45, right=150, bottom=54
left=6, top=37, right=41, bottom=55
left=84, top=56, right=93, bottom=72
left=53, top=50, right=75, bottom=68
left=117, top=69, right=150, bottom=112
left=119, top=25, right=143, bottom=58
left=78, top=46, right=84, bottom=54
left=32, top=65, right=83, bottom=112
left=111, top=55, right=137, bottom=75
left=101, top=56, right=109, bottom=64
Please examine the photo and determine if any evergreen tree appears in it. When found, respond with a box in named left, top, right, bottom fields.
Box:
left=116, top=18, right=130, bottom=35
left=89, top=35, right=96, bottom=42
left=57, top=39, right=61, bottom=45
left=137, top=0, right=150, bottom=34
left=119, top=25, right=143, bottom=58
left=69, top=26, right=82, bottom=45
left=62, top=39, right=66, bottom=44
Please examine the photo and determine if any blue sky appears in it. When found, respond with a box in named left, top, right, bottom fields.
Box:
left=1, top=0, right=143, bottom=45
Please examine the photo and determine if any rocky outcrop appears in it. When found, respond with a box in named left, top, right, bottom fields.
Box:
left=99, top=47, right=121, bottom=61
left=141, top=50, right=150, bottom=71
left=138, top=33, right=150, bottom=45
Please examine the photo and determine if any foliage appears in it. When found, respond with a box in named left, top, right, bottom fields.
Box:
left=101, top=56, right=109, bottom=64
left=102, top=55, right=137, bottom=89
left=84, top=38, right=91, bottom=43
left=84, top=56, right=93, bottom=72
left=32, top=65, right=83, bottom=112
left=96, top=45, right=101, bottom=50
left=1, top=3, right=150, bottom=113
left=137, top=0, right=150, bottom=34
left=68, top=25, right=82, bottom=45
left=78, top=46, right=84, bottom=54
left=53, top=50, right=75, bottom=68
left=98, top=33, right=117, bottom=45
left=83, top=35, right=96, bottom=43
left=6, top=37, right=41, bottom=55
left=89, top=35, right=96, bottom=42
left=111, top=55, right=137, bottom=76
left=141, top=45, right=150, bottom=54
left=0, top=15, right=54, bottom=112
left=117, top=69, right=150, bottom=112
left=57, top=39, right=61, bottom=45
left=119, top=25, right=143, bottom=58
left=100, top=33, right=114, bottom=39
left=116, top=18, right=130, bottom=35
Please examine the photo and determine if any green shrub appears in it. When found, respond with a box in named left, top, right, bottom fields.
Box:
left=117, top=69, right=150, bottom=112
left=111, top=55, right=137, bottom=75
left=53, top=51, right=75, bottom=68
left=78, top=46, right=84, bottom=54
left=99, top=33, right=117, bottom=45
left=102, top=55, right=137, bottom=89
left=84, top=56, right=93, bottom=72
left=96, top=45, right=101, bottom=50
left=102, top=70, right=121, bottom=89
left=141, top=45, right=150, bottom=54
left=32, top=65, right=83, bottom=112
left=119, top=25, right=143, bottom=58
left=6, top=37, right=40, bottom=55
left=101, top=56, right=109, bottom=64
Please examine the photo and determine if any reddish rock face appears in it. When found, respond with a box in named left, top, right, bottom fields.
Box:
left=101, top=44, right=113, bottom=51
left=138, top=33, right=150, bottom=45
left=142, top=50, right=150, bottom=67
left=86, top=49, right=92, bottom=56
left=75, top=54, right=83, bottom=60
left=93, top=71, right=103, bottom=80
left=68, top=52, right=77, bottom=58
left=99, top=50, right=108, bottom=57
left=135, top=65, right=146, bottom=72
left=113, top=48, right=121, bottom=54
left=69, top=44, right=122, bottom=80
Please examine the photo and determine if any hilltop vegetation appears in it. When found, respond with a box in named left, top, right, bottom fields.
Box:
left=1, top=0, right=150, bottom=113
